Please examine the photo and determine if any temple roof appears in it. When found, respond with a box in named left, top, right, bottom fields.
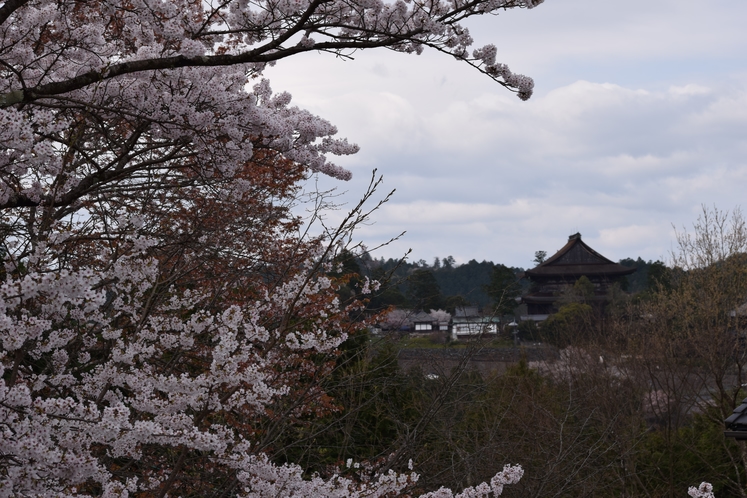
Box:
left=525, top=233, right=636, bottom=279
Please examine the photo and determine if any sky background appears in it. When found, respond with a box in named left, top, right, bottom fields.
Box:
left=265, top=0, right=747, bottom=269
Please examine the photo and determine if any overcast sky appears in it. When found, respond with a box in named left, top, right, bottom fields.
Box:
left=265, top=0, right=747, bottom=269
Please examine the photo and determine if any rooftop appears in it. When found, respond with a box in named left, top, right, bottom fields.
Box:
left=525, top=233, right=636, bottom=279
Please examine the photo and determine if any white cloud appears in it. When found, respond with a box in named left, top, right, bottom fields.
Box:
left=668, top=84, right=712, bottom=97
left=598, top=224, right=668, bottom=251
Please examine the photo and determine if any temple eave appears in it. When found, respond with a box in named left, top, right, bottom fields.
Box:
left=525, top=265, right=636, bottom=278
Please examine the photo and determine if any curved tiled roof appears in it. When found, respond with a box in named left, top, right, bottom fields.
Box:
left=525, top=233, right=636, bottom=279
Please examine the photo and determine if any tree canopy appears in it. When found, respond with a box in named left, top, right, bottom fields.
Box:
left=0, top=0, right=543, bottom=494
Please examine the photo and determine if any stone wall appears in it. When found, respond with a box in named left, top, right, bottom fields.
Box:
left=397, top=345, right=558, bottom=378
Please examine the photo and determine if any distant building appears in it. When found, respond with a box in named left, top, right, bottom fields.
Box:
left=451, top=306, right=500, bottom=341
left=411, top=311, right=449, bottom=333
left=379, top=309, right=450, bottom=337
left=521, top=233, right=636, bottom=321
left=412, top=311, right=435, bottom=331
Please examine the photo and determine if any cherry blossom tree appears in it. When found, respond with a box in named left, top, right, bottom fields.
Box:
left=0, top=0, right=540, bottom=494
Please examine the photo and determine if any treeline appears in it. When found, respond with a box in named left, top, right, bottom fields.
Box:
left=349, top=253, right=666, bottom=315
left=619, top=256, right=669, bottom=293
left=365, top=256, right=524, bottom=311
left=354, top=254, right=525, bottom=313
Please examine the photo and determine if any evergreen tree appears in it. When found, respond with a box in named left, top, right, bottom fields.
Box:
left=485, top=264, right=521, bottom=315
left=407, top=269, right=444, bottom=312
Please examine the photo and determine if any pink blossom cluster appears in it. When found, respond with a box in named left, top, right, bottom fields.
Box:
left=419, top=464, right=524, bottom=497
left=0, top=239, right=524, bottom=495
left=0, top=251, right=355, bottom=493
left=688, top=482, right=716, bottom=498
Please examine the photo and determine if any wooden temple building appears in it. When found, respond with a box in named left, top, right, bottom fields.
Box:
left=521, top=233, right=636, bottom=320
